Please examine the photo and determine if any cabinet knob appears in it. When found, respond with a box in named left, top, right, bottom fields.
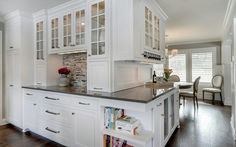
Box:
left=9, top=85, right=14, bottom=87
left=9, top=46, right=13, bottom=49
left=33, top=104, right=37, bottom=106
left=72, top=112, right=75, bottom=115
left=88, top=54, right=91, bottom=56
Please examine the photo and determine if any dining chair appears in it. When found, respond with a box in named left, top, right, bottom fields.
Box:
left=179, top=76, right=201, bottom=108
left=169, top=75, right=180, bottom=82
left=202, top=75, right=223, bottom=105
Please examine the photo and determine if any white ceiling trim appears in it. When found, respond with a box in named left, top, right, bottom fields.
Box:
left=222, top=0, right=236, bottom=39
left=167, top=39, right=221, bottom=46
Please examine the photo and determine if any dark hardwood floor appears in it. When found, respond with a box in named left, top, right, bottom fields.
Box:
left=0, top=99, right=234, bottom=147
left=0, top=125, right=64, bottom=147
left=166, top=99, right=236, bottom=147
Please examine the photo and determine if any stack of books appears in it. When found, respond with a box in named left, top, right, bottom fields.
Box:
left=104, top=107, right=125, bottom=129
left=103, top=135, right=133, bottom=147
left=115, top=116, right=141, bottom=135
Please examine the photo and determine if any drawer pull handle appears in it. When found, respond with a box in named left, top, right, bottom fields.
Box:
left=79, top=102, right=90, bottom=105
left=157, top=103, right=162, bottom=107
left=45, top=110, right=60, bottom=115
left=45, top=127, right=60, bottom=134
left=9, top=85, right=14, bottom=87
left=26, top=93, right=33, bottom=96
left=45, top=97, right=59, bottom=101
left=93, top=87, right=103, bottom=90
left=33, top=104, right=37, bottom=106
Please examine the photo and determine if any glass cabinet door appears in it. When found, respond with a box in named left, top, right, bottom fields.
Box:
left=170, top=94, right=175, bottom=129
left=75, top=9, right=85, bottom=46
left=51, top=18, right=59, bottom=49
left=90, top=1, right=105, bottom=56
left=36, top=21, right=44, bottom=60
left=63, top=13, right=72, bottom=47
left=164, top=98, right=169, bottom=140
left=145, top=7, right=153, bottom=49
left=154, top=16, right=160, bottom=51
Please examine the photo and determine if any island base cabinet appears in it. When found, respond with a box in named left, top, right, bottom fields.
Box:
left=23, top=90, right=99, bottom=147
left=72, top=110, right=99, bottom=147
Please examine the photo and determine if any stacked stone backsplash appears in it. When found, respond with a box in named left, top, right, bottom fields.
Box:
left=63, top=53, right=87, bottom=87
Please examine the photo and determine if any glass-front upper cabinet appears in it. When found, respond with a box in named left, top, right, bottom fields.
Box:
left=154, top=16, right=160, bottom=51
left=145, top=7, right=153, bottom=49
left=144, top=6, right=161, bottom=52
left=89, top=0, right=106, bottom=57
left=50, top=17, right=59, bottom=49
left=75, top=9, right=85, bottom=46
left=36, top=21, right=44, bottom=60
left=63, top=13, right=72, bottom=47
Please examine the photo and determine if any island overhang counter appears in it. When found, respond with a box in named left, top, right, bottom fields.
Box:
left=22, top=85, right=180, bottom=147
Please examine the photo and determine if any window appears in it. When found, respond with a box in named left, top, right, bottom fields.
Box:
left=192, top=52, right=212, bottom=82
left=169, top=54, right=187, bottom=81
left=153, top=64, right=164, bottom=77
left=167, top=47, right=216, bottom=83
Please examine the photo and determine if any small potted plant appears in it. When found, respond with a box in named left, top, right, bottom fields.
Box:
left=58, top=67, right=71, bottom=86
left=163, top=68, right=173, bottom=82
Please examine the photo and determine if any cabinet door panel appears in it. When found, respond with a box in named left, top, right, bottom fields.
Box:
left=73, top=110, right=98, bottom=147
left=88, top=0, right=107, bottom=59
left=87, top=61, right=109, bottom=91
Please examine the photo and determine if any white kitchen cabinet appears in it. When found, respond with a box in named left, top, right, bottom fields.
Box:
left=87, top=0, right=109, bottom=60
left=48, top=15, right=61, bottom=52
left=23, top=91, right=40, bottom=132
left=72, top=109, right=99, bottom=147
left=112, top=0, right=167, bottom=63
left=4, top=10, right=34, bottom=128
left=23, top=90, right=99, bottom=147
left=33, top=10, right=47, bottom=86
left=87, top=61, right=110, bottom=91
left=153, top=89, right=179, bottom=147
left=47, top=1, right=87, bottom=54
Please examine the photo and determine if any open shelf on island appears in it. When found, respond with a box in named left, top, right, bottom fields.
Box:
left=103, top=129, right=154, bottom=146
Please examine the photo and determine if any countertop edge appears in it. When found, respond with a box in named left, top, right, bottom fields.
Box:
left=22, top=86, right=177, bottom=104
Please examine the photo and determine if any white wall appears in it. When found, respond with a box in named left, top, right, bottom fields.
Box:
left=0, top=31, right=2, bottom=123
left=222, top=38, right=233, bottom=105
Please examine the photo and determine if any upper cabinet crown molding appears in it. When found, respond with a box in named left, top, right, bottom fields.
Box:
left=47, top=0, right=86, bottom=16
left=4, top=10, right=32, bottom=21
left=33, top=9, right=47, bottom=20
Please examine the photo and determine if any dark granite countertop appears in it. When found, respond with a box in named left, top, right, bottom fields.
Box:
left=22, top=85, right=177, bottom=103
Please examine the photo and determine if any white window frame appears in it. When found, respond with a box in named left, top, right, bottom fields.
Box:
left=168, top=47, right=217, bottom=84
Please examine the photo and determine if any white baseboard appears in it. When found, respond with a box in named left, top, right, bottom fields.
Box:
left=0, top=119, right=8, bottom=126
left=231, top=116, right=236, bottom=140
left=224, top=99, right=232, bottom=106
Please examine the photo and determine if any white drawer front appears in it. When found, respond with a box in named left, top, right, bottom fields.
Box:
left=40, top=104, right=75, bottom=126
left=74, top=97, right=98, bottom=111
left=39, top=120, right=72, bottom=146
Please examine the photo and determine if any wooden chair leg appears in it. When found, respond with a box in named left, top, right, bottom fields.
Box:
left=212, top=93, right=215, bottom=105
left=202, top=91, right=205, bottom=101
left=220, top=92, right=223, bottom=106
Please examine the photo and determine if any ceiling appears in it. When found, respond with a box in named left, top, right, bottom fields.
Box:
left=0, top=0, right=70, bottom=16
left=0, top=0, right=229, bottom=45
left=156, top=0, right=229, bottom=45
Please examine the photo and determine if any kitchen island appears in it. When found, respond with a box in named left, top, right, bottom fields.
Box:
left=22, top=85, right=179, bottom=147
